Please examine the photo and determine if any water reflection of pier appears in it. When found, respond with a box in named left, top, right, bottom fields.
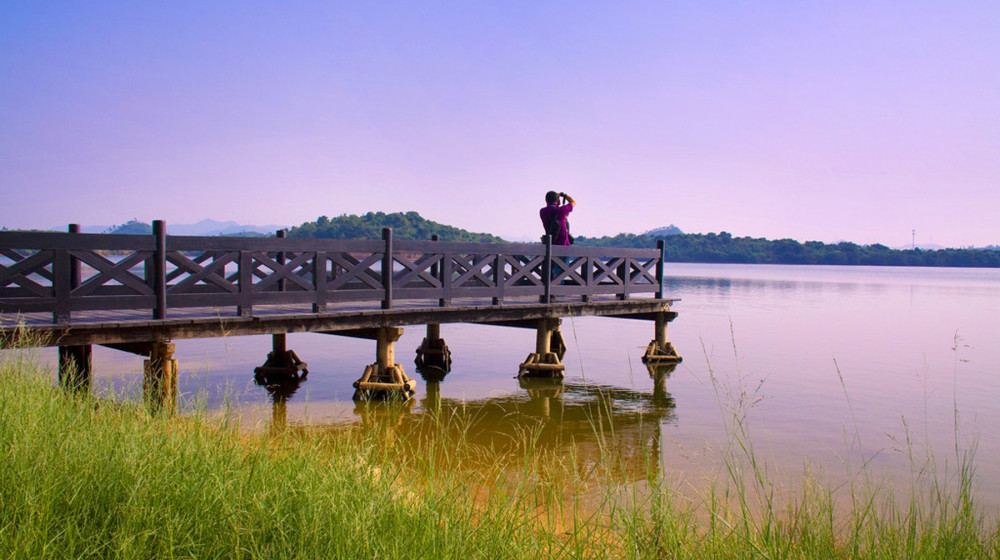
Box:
left=264, top=363, right=679, bottom=483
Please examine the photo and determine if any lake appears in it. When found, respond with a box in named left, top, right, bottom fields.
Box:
left=13, top=263, right=1000, bottom=506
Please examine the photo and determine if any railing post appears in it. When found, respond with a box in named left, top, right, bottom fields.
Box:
left=617, top=257, right=630, bottom=300
left=276, top=229, right=286, bottom=293
left=430, top=234, right=440, bottom=290
left=440, top=244, right=451, bottom=307
left=52, top=243, right=71, bottom=324
left=493, top=253, right=503, bottom=305
left=52, top=224, right=81, bottom=324
left=238, top=249, right=252, bottom=317
left=429, top=234, right=450, bottom=307
left=68, top=224, right=81, bottom=290
left=541, top=235, right=552, bottom=304
left=656, top=240, right=666, bottom=300
left=382, top=227, right=393, bottom=310
left=153, top=220, right=167, bottom=320
left=313, top=250, right=327, bottom=313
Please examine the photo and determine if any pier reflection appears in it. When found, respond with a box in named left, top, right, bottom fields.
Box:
left=254, top=369, right=307, bottom=434
left=259, top=372, right=679, bottom=487
left=647, top=362, right=678, bottom=407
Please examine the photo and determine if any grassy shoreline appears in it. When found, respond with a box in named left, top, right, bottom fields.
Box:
left=2, top=350, right=998, bottom=559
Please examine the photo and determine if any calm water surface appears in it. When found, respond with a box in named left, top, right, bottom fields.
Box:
left=14, top=263, right=1000, bottom=505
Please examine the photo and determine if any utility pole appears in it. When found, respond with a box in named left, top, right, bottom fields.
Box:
left=912, top=229, right=916, bottom=250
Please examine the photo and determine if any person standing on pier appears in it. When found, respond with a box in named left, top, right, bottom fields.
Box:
left=540, top=191, right=575, bottom=245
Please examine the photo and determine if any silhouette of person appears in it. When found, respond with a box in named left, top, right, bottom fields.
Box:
left=539, top=191, right=575, bottom=245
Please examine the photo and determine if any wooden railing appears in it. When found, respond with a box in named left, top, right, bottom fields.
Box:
left=0, top=222, right=668, bottom=324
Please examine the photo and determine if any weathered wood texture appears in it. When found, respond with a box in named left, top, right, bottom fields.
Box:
left=1, top=227, right=669, bottom=327
left=1, top=299, right=676, bottom=348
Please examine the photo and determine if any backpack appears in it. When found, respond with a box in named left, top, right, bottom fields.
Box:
left=542, top=210, right=574, bottom=244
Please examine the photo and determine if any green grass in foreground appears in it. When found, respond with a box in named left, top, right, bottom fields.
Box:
left=1, top=350, right=999, bottom=559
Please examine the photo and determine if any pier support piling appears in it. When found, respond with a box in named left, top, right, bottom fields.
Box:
left=58, top=344, right=92, bottom=393
left=642, top=312, right=682, bottom=365
left=414, top=323, right=452, bottom=381
left=353, top=326, right=416, bottom=401
left=254, top=333, right=308, bottom=386
left=550, top=327, right=567, bottom=359
left=519, top=318, right=566, bottom=378
left=143, top=342, right=177, bottom=415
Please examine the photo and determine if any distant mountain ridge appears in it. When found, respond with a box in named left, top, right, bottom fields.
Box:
left=77, top=219, right=285, bottom=236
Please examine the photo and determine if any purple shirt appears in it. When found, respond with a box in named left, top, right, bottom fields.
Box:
left=539, top=203, right=573, bottom=246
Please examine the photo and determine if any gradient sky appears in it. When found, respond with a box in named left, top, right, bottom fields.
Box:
left=2, top=1, right=997, bottom=246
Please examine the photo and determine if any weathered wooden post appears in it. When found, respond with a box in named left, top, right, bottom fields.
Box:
left=617, top=257, right=630, bottom=300
left=352, top=326, right=416, bottom=401
left=641, top=311, right=682, bottom=365
left=518, top=317, right=565, bottom=378
left=152, top=220, right=167, bottom=320
left=439, top=237, right=452, bottom=307
left=52, top=231, right=71, bottom=324
left=143, top=341, right=177, bottom=415
left=69, top=223, right=81, bottom=289
left=313, top=246, right=327, bottom=313
left=493, top=252, right=504, bottom=305
left=254, top=330, right=308, bottom=383
left=237, top=248, right=253, bottom=317
left=58, top=224, right=93, bottom=392
left=541, top=234, right=553, bottom=303
left=415, top=322, right=452, bottom=380
left=656, top=239, right=666, bottom=300
left=550, top=326, right=567, bottom=359
left=581, top=254, right=592, bottom=303
left=58, top=345, right=92, bottom=393
left=276, top=229, right=286, bottom=292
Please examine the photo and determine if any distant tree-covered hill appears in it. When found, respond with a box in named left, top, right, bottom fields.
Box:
left=105, top=219, right=151, bottom=235
left=287, top=212, right=504, bottom=243
left=641, top=225, right=684, bottom=237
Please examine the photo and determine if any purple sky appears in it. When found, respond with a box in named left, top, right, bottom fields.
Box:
left=2, top=2, right=997, bottom=247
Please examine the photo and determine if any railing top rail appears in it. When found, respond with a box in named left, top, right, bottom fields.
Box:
left=551, top=245, right=659, bottom=258
left=0, top=230, right=660, bottom=259
left=0, top=231, right=154, bottom=251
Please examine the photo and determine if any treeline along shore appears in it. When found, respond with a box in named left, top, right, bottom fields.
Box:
left=13, top=212, right=999, bottom=268
left=576, top=231, right=1000, bottom=268
left=279, top=212, right=1000, bottom=268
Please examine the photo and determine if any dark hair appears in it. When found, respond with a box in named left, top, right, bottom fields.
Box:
left=545, top=191, right=559, bottom=204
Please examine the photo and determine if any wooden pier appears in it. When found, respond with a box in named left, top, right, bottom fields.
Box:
left=0, top=222, right=681, bottom=410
